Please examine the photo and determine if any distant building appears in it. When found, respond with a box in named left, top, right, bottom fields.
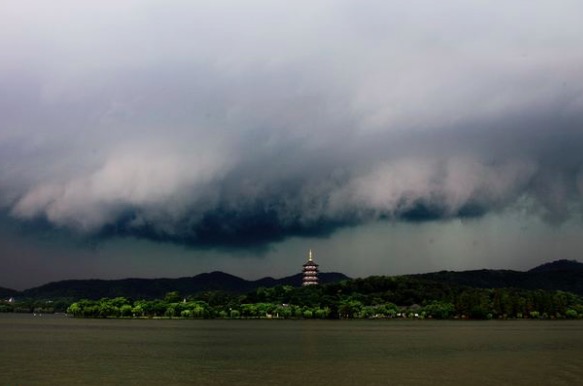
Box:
left=302, top=249, right=319, bottom=286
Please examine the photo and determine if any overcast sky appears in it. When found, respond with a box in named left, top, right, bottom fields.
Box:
left=1, top=1, right=583, bottom=290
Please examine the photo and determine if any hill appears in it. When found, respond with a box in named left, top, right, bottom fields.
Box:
left=527, top=259, right=583, bottom=273
left=413, top=260, right=583, bottom=295
left=6, top=259, right=583, bottom=301
left=18, top=271, right=350, bottom=300
left=0, top=286, right=18, bottom=299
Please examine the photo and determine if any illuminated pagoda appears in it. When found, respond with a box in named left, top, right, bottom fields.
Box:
left=302, top=249, right=319, bottom=286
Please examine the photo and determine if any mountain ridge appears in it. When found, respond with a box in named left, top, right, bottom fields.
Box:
left=0, top=286, right=18, bottom=299
left=3, top=259, right=582, bottom=300
left=15, top=271, right=350, bottom=300
left=528, top=259, right=583, bottom=273
left=412, top=260, right=583, bottom=295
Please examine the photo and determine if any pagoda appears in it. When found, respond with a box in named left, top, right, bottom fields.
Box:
left=302, top=249, right=319, bottom=286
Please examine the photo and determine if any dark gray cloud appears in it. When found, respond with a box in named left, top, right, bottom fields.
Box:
left=1, top=1, right=583, bottom=250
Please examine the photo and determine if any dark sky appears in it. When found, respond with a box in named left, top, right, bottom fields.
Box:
left=1, top=1, right=583, bottom=290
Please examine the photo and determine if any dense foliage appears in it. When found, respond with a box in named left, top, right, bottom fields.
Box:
left=67, top=276, right=583, bottom=320
left=0, top=298, right=70, bottom=314
left=3, top=275, right=583, bottom=320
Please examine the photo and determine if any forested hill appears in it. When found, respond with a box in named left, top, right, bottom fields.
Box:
left=528, top=259, right=583, bottom=273
left=5, top=259, right=583, bottom=301
left=0, top=286, right=17, bottom=299
left=17, top=272, right=349, bottom=300
left=413, top=260, right=583, bottom=295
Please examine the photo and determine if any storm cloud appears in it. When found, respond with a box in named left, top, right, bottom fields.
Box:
left=2, top=0, right=583, bottom=249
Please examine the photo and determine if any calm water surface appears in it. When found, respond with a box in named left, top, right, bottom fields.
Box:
left=1, top=314, right=582, bottom=385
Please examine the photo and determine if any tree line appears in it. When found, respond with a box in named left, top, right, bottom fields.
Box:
left=67, top=276, right=583, bottom=319
left=3, top=275, right=583, bottom=319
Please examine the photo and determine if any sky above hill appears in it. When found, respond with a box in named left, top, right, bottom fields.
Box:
left=1, top=1, right=583, bottom=289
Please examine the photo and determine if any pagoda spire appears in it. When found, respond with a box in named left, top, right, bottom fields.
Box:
left=302, top=249, right=319, bottom=286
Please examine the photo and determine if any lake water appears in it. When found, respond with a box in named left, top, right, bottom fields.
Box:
left=1, top=314, right=582, bottom=385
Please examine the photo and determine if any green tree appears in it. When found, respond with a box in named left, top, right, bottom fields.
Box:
left=132, top=304, right=144, bottom=317
left=164, top=291, right=182, bottom=303
left=338, top=300, right=363, bottom=319
left=565, top=309, right=578, bottom=319
left=423, top=301, right=455, bottom=319
left=67, top=302, right=82, bottom=317
left=120, top=304, right=133, bottom=317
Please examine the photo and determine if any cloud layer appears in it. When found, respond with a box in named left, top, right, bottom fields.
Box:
left=2, top=1, right=583, bottom=248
